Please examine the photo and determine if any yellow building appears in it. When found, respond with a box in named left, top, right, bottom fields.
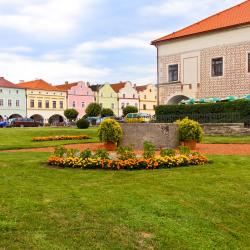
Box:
left=136, top=84, right=157, bottom=116
left=17, top=79, right=67, bottom=124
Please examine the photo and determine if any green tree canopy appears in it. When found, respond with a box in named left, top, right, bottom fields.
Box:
left=122, top=106, right=138, bottom=117
left=64, top=109, right=79, bottom=121
left=101, top=108, right=114, bottom=117
left=85, top=103, right=102, bottom=117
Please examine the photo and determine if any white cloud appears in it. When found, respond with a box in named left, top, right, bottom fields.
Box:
left=0, top=52, right=111, bottom=84
left=0, top=0, right=98, bottom=39
left=74, top=30, right=166, bottom=56
left=140, top=0, right=244, bottom=19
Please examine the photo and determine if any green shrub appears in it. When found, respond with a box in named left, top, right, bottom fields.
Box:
left=101, top=108, right=114, bottom=117
left=155, top=100, right=250, bottom=124
left=117, top=146, right=136, bottom=160
left=66, top=149, right=80, bottom=158
left=64, top=109, right=79, bottom=121
left=177, top=117, right=203, bottom=142
left=80, top=149, right=93, bottom=159
left=178, top=146, right=191, bottom=155
left=54, top=146, right=67, bottom=157
left=123, top=106, right=138, bottom=117
left=160, top=148, right=176, bottom=157
left=143, top=141, right=156, bottom=159
left=85, top=103, right=102, bottom=117
left=76, top=118, right=90, bottom=129
left=98, top=118, right=123, bottom=144
left=94, top=149, right=110, bottom=159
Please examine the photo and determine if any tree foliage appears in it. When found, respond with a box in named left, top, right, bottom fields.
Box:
left=85, top=103, right=102, bottom=117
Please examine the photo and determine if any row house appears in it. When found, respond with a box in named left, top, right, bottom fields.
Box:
left=136, top=84, right=157, bottom=116
left=111, top=82, right=140, bottom=116
left=152, top=0, right=250, bottom=105
left=16, top=79, right=67, bottom=124
left=57, top=81, right=94, bottom=118
left=0, top=77, right=26, bottom=120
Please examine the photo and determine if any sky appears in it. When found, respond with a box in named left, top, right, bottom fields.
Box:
left=0, top=0, right=244, bottom=85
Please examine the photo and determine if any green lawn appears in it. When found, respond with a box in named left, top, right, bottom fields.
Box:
left=0, top=152, right=249, bottom=249
left=203, top=135, right=250, bottom=144
left=0, top=127, right=99, bottom=150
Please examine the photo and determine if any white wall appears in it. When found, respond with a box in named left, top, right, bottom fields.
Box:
left=158, top=25, right=250, bottom=56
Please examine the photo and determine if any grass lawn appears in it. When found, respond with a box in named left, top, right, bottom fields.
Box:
left=0, top=127, right=99, bottom=150
left=0, top=152, right=249, bottom=249
left=203, top=135, right=250, bottom=144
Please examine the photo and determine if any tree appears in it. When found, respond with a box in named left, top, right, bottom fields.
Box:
left=122, top=106, right=138, bottom=117
left=85, top=103, right=102, bottom=117
left=64, top=109, right=79, bottom=121
left=101, top=108, right=114, bottom=117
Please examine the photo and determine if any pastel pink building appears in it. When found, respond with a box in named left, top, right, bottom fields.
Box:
left=57, top=81, right=94, bottom=118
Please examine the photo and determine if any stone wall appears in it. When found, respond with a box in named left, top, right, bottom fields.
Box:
left=120, top=123, right=179, bottom=150
left=202, top=123, right=250, bottom=136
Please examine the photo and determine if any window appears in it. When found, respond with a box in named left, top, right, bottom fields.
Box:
left=30, top=99, right=34, bottom=108
left=46, top=100, right=49, bottom=108
left=168, top=64, right=178, bottom=82
left=9, top=90, right=11, bottom=94
left=16, top=90, right=19, bottom=94
left=72, top=101, right=76, bottom=108
left=8, top=99, right=12, bottom=107
left=126, top=103, right=129, bottom=106
left=123, top=94, right=126, bottom=98
left=81, top=102, right=85, bottom=108
left=144, top=95, right=146, bottom=100
left=121, top=103, right=125, bottom=108
left=248, top=53, right=250, bottom=73
left=100, top=103, right=103, bottom=108
left=111, top=103, right=114, bottom=109
left=135, top=103, right=138, bottom=108
left=133, top=94, right=135, bottom=98
left=143, top=104, right=146, bottom=110
left=153, top=105, right=156, bottom=110
left=16, top=100, right=20, bottom=107
left=212, top=57, right=223, bottom=77
left=53, top=101, right=56, bottom=109
left=38, top=100, right=42, bottom=108
left=60, top=101, right=63, bottom=109
left=0, top=89, right=2, bottom=93
left=0, top=99, right=3, bottom=106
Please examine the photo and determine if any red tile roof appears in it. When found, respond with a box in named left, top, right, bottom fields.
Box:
left=56, top=82, right=78, bottom=91
left=136, top=85, right=148, bottom=92
left=0, top=77, right=20, bottom=89
left=16, top=79, right=63, bottom=91
left=111, top=82, right=126, bottom=93
left=152, top=0, right=250, bottom=44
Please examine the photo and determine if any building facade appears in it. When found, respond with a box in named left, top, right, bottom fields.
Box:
left=152, top=1, right=250, bottom=105
left=0, top=77, right=26, bottom=120
left=136, top=84, right=157, bottom=115
left=111, top=82, right=139, bottom=116
left=57, top=81, right=94, bottom=118
left=17, top=79, right=67, bottom=124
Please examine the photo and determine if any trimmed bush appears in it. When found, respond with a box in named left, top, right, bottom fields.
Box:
left=177, top=118, right=203, bottom=143
left=98, top=118, right=123, bottom=144
left=76, top=118, right=90, bottom=129
left=155, top=100, right=250, bottom=124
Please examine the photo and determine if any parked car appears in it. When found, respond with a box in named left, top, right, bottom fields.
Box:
left=0, top=120, right=10, bottom=128
left=10, top=118, right=43, bottom=127
left=124, top=113, right=151, bottom=123
left=86, top=117, right=102, bottom=126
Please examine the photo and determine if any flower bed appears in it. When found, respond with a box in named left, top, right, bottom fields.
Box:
left=48, top=154, right=208, bottom=170
left=33, top=135, right=90, bottom=142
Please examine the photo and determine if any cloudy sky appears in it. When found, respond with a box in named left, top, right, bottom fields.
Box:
left=0, top=0, right=243, bottom=85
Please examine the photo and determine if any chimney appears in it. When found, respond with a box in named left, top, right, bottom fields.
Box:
left=65, top=81, right=69, bottom=85
left=86, top=81, right=90, bottom=86
left=19, top=80, right=24, bottom=83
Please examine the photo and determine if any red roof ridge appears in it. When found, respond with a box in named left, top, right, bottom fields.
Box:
left=152, top=0, right=250, bottom=44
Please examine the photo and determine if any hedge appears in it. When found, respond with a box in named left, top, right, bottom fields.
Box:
left=155, top=100, right=250, bottom=124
